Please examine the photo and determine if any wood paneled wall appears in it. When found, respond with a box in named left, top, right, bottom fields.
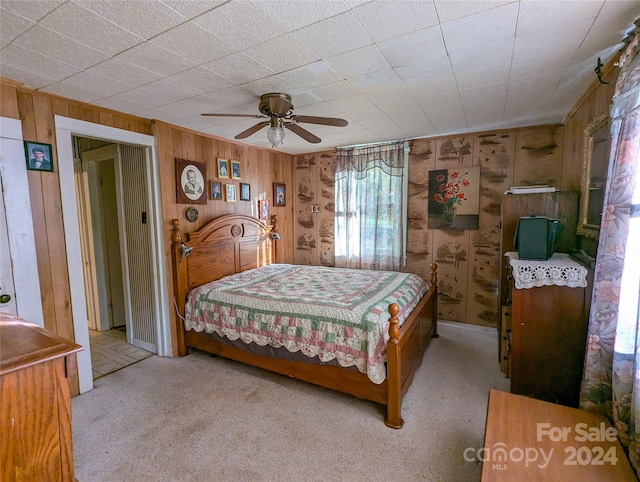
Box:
left=1, top=81, right=153, bottom=394
left=294, top=124, right=572, bottom=327
left=1, top=80, right=294, bottom=383
left=156, top=121, right=295, bottom=349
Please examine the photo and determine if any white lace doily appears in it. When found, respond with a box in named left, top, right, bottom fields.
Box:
left=506, top=252, right=588, bottom=289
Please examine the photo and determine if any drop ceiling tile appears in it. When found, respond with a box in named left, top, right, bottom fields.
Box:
left=351, top=0, right=439, bottom=42
left=164, top=88, right=259, bottom=117
left=60, top=71, right=137, bottom=97
left=93, top=97, right=149, bottom=116
left=398, top=56, right=456, bottom=88
left=0, top=0, right=65, bottom=22
left=202, top=52, right=274, bottom=84
left=398, top=118, right=438, bottom=138
left=440, top=2, right=518, bottom=54
left=328, top=94, right=376, bottom=114
left=279, top=60, right=341, bottom=88
left=168, top=66, right=234, bottom=93
left=150, top=21, right=236, bottom=64
left=377, top=25, right=446, bottom=68
left=448, top=37, right=514, bottom=72
left=0, top=8, right=36, bottom=43
left=85, top=58, right=162, bottom=88
left=241, top=75, right=297, bottom=97
left=0, top=63, right=56, bottom=89
left=193, top=1, right=286, bottom=50
left=244, top=34, right=319, bottom=74
left=324, top=45, right=390, bottom=79
left=251, top=0, right=351, bottom=32
left=509, top=49, right=575, bottom=81
left=113, top=42, right=197, bottom=77
left=292, top=11, right=373, bottom=58
left=286, top=90, right=324, bottom=108
left=516, top=0, right=602, bottom=35
left=110, top=77, right=204, bottom=109
left=76, top=0, right=187, bottom=39
left=513, top=17, right=593, bottom=60
left=13, top=24, right=109, bottom=70
left=40, top=82, right=106, bottom=103
left=39, top=2, right=144, bottom=56
left=160, top=0, right=226, bottom=18
left=0, top=43, right=80, bottom=81
left=434, top=0, right=515, bottom=24
left=313, top=81, right=360, bottom=101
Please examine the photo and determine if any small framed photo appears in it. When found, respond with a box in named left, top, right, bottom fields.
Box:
left=231, top=160, right=241, bottom=180
left=210, top=181, right=222, bottom=200
left=273, top=182, right=286, bottom=207
left=225, top=183, right=236, bottom=202
left=217, top=158, right=229, bottom=178
left=25, top=141, right=54, bottom=172
left=176, top=158, right=206, bottom=204
left=240, top=182, right=251, bottom=201
left=259, top=200, right=269, bottom=221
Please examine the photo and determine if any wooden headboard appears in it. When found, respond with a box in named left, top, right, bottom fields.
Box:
left=171, top=213, right=277, bottom=322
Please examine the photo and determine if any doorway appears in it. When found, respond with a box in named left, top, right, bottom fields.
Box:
left=55, top=116, right=170, bottom=394
left=75, top=141, right=156, bottom=379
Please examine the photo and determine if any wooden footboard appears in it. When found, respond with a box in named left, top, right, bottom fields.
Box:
left=385, top=263, right=438, bottom=428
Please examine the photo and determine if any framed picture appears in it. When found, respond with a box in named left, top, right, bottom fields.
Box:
left=25, top=141, right=54, bottom=172
left=225, top=183, right=236, bottom=202
left=210, top=181, right=222, bottom=200
left=176, top=158, right=207, bottom=204
left=231, top=161, right=241, bottom=180
left=273, top=182, right=286, bottom=207
left=217, top=158, right=229, bottom=178
left=427, top=167, right=480, bottom=230
left=240, top=182, right=250, bottom=201
left=258, top=199, right=269, bottom=221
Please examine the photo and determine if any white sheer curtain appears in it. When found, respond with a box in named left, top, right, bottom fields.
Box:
left=334, top=141, right=407, bottom=271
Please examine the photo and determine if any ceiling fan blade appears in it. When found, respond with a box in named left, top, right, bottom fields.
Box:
left=284, top=123, right=321, bottom=143
left=201, top=113, right=265, bottom=118
left=289, top=115, right=348, bottom=127
left=234, top=121, right=269, bottom=139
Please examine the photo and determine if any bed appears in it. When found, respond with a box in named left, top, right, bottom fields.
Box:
left=171, top=214, right=438, bottom=428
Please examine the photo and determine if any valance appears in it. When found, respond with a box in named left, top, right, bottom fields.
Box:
left=335, top=141, right=405, bottom=179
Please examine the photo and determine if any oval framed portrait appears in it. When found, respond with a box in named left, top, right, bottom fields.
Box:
left=176, top=158, right=206, bottom=204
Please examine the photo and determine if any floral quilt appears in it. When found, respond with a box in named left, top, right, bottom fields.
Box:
left=184, top=264, right=428, bottom=384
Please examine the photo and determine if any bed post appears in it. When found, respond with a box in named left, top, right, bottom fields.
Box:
left=171, top=219, right=188, bottom=356
left=430, top=263, right=439, bottom=338
left=271, top=214, right=279, bottom=263
left=385, top=303, right=403, bottom=429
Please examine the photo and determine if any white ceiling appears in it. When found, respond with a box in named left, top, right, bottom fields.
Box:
left=1, top=1, right=638, bottom=155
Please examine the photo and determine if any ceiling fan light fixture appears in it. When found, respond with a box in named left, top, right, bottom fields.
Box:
left=267, top=118, right=285, bottom=148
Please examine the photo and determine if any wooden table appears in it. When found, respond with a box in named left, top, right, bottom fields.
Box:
left=481, top=390, right=636, bottom=481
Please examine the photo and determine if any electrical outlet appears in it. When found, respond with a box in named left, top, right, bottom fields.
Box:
left=312, top=205, right=322, bottom=213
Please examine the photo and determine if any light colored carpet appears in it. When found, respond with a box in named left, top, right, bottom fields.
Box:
left=72, top=321, right=510, bottom=481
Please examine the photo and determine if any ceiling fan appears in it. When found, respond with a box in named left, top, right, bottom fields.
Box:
left=201, top=93, right=348, bottom=147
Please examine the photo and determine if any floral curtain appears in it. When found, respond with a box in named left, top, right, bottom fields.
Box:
left=580, top=25, right=640, bottom=476
left=334, top=141, right=407, bottom=271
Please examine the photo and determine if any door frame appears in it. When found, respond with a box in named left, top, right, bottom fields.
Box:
left=54, top=116, right=170, bottom=394
left=0, top=116, right=44, bottom=325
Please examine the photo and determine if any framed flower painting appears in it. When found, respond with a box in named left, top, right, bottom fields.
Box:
left=427, top=167, right=480, bottom=230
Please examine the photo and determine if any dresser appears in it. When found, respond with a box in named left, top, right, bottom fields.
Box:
left=0, top=314, right=82, bottom=481
left=503, top=253, right=590, bottom=407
